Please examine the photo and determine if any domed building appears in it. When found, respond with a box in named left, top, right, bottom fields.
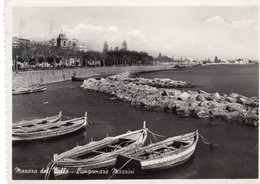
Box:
left=49, top=33, right=88, bottom=52
left=68, top=38, right=78, bottom=48
left=57, top=33, right=69, bottom=47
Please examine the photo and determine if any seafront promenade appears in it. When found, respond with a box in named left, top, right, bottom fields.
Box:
left=12, top=65, right=172, bottom=88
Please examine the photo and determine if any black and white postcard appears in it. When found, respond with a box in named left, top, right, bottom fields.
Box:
left=5, top=0, right=259, bottom=183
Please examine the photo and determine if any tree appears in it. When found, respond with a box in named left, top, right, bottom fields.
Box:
left=106, top=50, right=154, bottom=66
left=121, top=40, right=127, bottom=51
left=102, top=41, right=109, bottom=66
left=214, top=56, right=218, bottom=63
left=12, top=39, right=155, bottom=70
left=103, top=41, right=109, bottom=53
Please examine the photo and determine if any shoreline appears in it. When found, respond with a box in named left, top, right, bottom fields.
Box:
left=12, top=63, right=257, bottom=88
left=12, top=65, right=173, bottom=88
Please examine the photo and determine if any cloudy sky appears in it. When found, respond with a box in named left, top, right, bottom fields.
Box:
left=13, top=6, right=258, bottom=60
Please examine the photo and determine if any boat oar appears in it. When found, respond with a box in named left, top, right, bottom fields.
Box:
left=44, top=161, right=56, bottom=180
left=108, top=157, right=133, bottom=180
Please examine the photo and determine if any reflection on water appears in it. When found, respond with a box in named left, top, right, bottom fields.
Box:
left=12, top=65, right=258, bottom=179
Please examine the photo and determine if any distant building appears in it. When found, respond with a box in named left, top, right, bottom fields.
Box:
left=181, top=57, right=196, bottom=65
left=227, top=58, right=249, bottom=64
left=50, top=38, right=57, bottom=46
left=50, top=33, right=88, bottom=51
left=68, top=38, right=78, bottom=48
left=222, top=59, right=228, bottom=64
left=77, top=44, right=88, bottom=52
left=56, top=33, right=69, bottom=47
left=12, top=35, right=31, bottom=47
left=235, top=58, right=249, bottom=64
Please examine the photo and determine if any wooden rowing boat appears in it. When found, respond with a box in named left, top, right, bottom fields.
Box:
left=12, top=112, right=88, bottom=141
left=12, top=112, right=62, bottom=130
left=116, top=130, right=199, bottom=171
left=13, top=84, right=46, bottom=95
left=48, top=122, right=148, bottom=178
left=71, top=76, right=88, bottom=81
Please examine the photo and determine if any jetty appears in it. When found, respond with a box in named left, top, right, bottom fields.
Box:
left=81, top=72, right=259, bottom=127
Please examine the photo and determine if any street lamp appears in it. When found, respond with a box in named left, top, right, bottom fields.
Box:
left=16, top=55, right=18, bottom=72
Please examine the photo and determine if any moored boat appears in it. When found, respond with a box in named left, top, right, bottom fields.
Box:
left=12, top=112, right=88, bottom=141
left=71, top=76, right=88, bottom=82
left=12, top=112, right=62, bottom=130
left=115, top=130, right=199, bottom=171
left=46, top=122, right=148, bottom=179
left=72, top=74, right=112, bottom=82
left=13, top=84, right=46, bottom=95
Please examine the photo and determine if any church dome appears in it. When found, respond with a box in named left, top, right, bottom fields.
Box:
left=58, top=33, right=68, bottom=40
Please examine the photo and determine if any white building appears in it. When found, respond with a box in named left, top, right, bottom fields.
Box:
left=77, top=44, right=88, bottom=52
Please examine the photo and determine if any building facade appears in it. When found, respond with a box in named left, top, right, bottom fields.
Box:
left=12, top=35, right=31, bottom=48
left=50, top=33, right=88, bottom=51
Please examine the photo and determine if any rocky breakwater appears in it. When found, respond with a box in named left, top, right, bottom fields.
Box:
left=81, top=73, right=259, bottom=127
left=108, top=71, right=195, bottom=88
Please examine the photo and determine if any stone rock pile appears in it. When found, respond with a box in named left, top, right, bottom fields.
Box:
left=81, top=72, right=258, bottom=127
left=108, top=71, right=195, bottom=88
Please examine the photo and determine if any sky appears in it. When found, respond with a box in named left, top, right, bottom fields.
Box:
left=13, top=6, right=259, bottom=60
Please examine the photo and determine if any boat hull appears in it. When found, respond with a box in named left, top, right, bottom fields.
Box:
left=54, top=141, right=145, bottom=177
left=141, top=140, right=197, bottom=170
left=116, top=131, right=199, bottom=171
left=72, top=74, right=111, bottom=82
left=13, top=118, right=87, bottom=141
left=71, top=76, right=86, bottom=81
left=13, top=85, right=46, bottom=95
left=12, top=112, right=62, bottom=129
left=52, top=128, right=147, bottom=178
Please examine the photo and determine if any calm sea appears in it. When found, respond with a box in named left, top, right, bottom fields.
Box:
left=140, top=64, right=259, bottom=97
left=12, top=64, right=258, bottom=179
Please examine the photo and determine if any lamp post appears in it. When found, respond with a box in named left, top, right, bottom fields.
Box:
left=15, top=55, right=18, bottom=72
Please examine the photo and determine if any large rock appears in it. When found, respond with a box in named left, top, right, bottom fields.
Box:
left=226, top=103, right=245, bottom=112
left=237, top=97, right=247, bottom=105
left=178, top=92, right=190, bottom=101
left=196, top=94, right=205, bottom=101
left=213, top=92, right=221, bottom=101
left=194, top=108, right=210, bottom=119
left=244, top=116, right=258, bottom=126
left=176, top=106, right=190, bottom=117
left=225, top=96, right=236, bottom=103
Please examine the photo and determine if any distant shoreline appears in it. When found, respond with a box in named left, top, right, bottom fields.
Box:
left=12, top=63, right=258, bottom=88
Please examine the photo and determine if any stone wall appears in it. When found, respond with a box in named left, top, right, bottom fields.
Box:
left=12, top=65, right=171, bottom=88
